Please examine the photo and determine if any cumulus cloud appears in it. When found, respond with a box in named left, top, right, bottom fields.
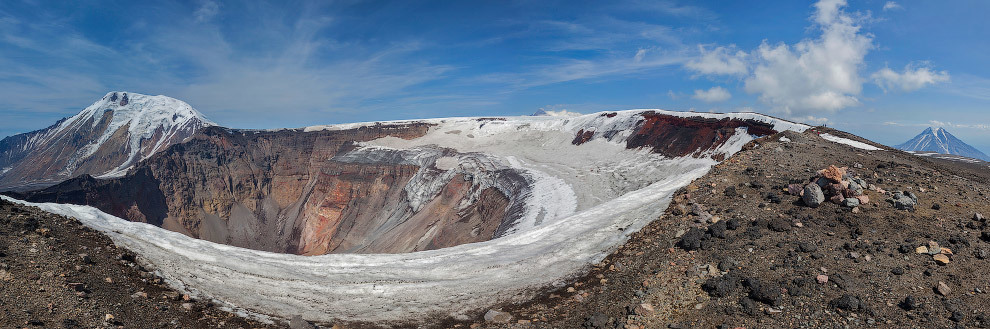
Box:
left=882, top=1, right=902, bottom=11
left=681, top=0, right=948, bottom=119
left=742, top=0, right=871, bottom=115
left=872, top=63, right=950, bottom=92
left=685, top=45, right=748, bottom=76
left=692, top=86, right=731, bottom=103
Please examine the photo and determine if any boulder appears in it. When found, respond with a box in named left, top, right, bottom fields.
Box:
left=842, top=198, right=860, bottom=208
left=802, top=184, right=825, bottom=208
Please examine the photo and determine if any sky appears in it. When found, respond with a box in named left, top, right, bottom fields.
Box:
left=1, top=0, right=989, bottom=153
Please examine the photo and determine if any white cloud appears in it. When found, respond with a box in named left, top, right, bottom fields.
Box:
left=742, top=0, right=871, bottom=115
left=194, top=1, right=219, bottom=22
left=882, top=1, right=902, bottom=11
left=685, top=45, right=748, bottom=76
left=681, top=0, right=947, bottom=119
left=692, top=86, right=731, bottom=103
left=871, top=63, right=950, bottom=92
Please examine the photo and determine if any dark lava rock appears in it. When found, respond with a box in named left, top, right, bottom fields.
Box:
left=898, top=244, right=914, bottom=254
left=951, top=311, right=966, bottom=322
left=769, top=218, right=791, bottom=232
left=743, top=226, right=763, bottom=240
left=798, top=242, right=818, bottom=253
left=702, top=273, right=739, bottom=298
left=717, top=257, right=737, bottom=272
left=982, top=231, right=990, bottom=242
left=976, top=249, right=989, bottom=260
left=831, top=294, right=863, bottom=311
left=723, top=186, right=738, bottom=198
left=932, top=203, right=941, bottom=210
left=677, top=228, right=707, bottom=251
left=899, top=296, right=920, bottom=311
left=583, top=313, right=611, bottom=329
left=725, top=218, right=740, bottom=230
left=708, top=221, right=728, bottom=239
left=744, top=278, right=781, bottom=306
left=891, top=267, right=905, bottom=275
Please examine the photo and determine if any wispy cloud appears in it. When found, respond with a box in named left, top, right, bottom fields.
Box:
left=194, top=0, right=220, bottom=22
left=882, top=1, right=902, bottom=11
left=883, top=120, right=990, bottom=130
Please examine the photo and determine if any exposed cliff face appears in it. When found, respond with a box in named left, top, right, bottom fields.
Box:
left=12, top=123, right=524, bottom=255
left=8, top=109, right=801, bottom=259
left=5, top=109, right=811, bottom=324
left=0, top=92, right=214, bottom=190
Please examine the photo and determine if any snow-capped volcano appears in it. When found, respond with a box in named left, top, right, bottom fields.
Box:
left=895, top=127, right=989, bottom=161
left=0, top=92, right=214, bottom=190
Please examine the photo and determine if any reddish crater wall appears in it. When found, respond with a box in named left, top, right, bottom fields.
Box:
left=624, top=112, right=777, bottom=158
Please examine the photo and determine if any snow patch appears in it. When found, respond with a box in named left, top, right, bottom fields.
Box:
left=820, top=133, right=882, bottom=151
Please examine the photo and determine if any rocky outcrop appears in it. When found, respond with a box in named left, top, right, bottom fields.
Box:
left=625, top=112, right=778, bottom=158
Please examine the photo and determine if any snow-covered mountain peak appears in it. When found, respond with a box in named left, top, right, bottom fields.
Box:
left=896, top=126, right=989, bottom=161
left=64, top=91, right=215, bottom=131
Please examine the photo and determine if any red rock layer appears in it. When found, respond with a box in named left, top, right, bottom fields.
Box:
left=625, top=112, right=778, bottom=158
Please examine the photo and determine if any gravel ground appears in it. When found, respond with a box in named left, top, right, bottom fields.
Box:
left=472, top=128, right=990, bottom=329
left=0, top=198, right=282, bottom=329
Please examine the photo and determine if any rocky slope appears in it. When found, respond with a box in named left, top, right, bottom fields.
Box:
left=0, top=197, right=279, bottom=329
left=475, top=128, right=990, bottom=329
left=0, top=92, right=214, bottom=191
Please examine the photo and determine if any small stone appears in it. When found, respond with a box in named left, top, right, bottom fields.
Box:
left=79, top=254, right=93, bottom=264
left=104, top=314, right=114, bottom=322
left=181, top=303, right=193, bottom=310
left=891, top=267, right=905, bottom=275
left=289, top=315, right=316, bottom=329
left=851, top=207, right=860, bottom=214
left=936, top=281, right=951, bottom=296
left=484, top=309, right=512, bottom=323
left=899, top=296, right=920, bottom=311
left=975, top=249, right=989, bottom=260
left=933, top=254, right=950, bottom=265
left=915, top=246, right=929, bottom=254
left=842, top=198, right=860, bottom=208
left=634, top=303, right=655, bottom=315
left=816, top=274, right=829, bottom=284
left=976, top=213, right=986, bottom=221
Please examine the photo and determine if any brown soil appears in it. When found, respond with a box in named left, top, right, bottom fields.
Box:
left=0, top=197, right=280, bottom=329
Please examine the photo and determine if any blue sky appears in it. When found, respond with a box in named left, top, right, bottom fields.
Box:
left=2, top=0, right=989, bottom=153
